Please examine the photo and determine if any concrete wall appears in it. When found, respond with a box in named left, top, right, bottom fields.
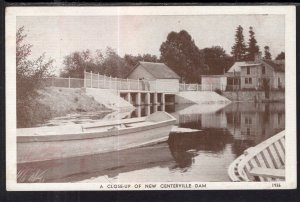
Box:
left=223, top=90, right=285, bottom=102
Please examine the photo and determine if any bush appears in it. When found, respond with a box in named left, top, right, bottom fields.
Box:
left=16, top=27, right=54, bottom=128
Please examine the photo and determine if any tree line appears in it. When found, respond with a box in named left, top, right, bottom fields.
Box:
left=231, top=25, right=284, bottom=61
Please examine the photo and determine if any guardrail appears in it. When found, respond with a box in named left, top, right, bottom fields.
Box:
left=42, top=72, right=244, bottom=92
left=179, top=83, right=227, bottom=91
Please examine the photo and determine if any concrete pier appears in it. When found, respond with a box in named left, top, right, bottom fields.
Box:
left=125, top=93, right=132, bottom=105
left=135, top=92, right=141, bottom=106
left=154, top=93, right=158, bottom=105
left=145, top=93, right=151, bottom=105
left=160, top=93, right=165, bottom=105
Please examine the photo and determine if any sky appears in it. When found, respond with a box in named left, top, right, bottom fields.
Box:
left=17, top=15, right=285, bottom=74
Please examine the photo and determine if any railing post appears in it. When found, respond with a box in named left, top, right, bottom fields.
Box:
left=210, top=84, right=212, bottom=91
left=110, top=75, right=112, bottom=89
left=138, top=80, right=140, bottom=90
left=103, top=74, right=106, bottom=88
left=196, top=84, right=198, bottom=91
left=98, top=72, right=100, bottom=88
left=68, top=76, right=71, bottom=88
left=184, top=82, right=185, bottom=91
left=127, top=78, right=129, bottom=90
left=90, top=71, right=93, bottom=88
left=51, top=78, right=54, bottom=87
left=84, top=70, right=86, bottom=88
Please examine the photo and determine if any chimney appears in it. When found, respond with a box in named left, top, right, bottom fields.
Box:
left=254, top=52, right=262, bottom=62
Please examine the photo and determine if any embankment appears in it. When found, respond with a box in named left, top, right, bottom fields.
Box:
left=222, top=90, right=285, bottom=102
left=175, top=91, right=231, bottom=104
left=22, top=87, right=111, bottom=128
left=84, top=88, right=134, bottom=110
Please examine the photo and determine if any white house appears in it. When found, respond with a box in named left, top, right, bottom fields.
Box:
left=127, top=62, right=180, bottom=93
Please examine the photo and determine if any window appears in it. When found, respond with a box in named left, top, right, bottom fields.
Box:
left=262, top=65, right=265, bottom=74
left=245, top=78, right=248, bottom=84
left=249, top=78, right=252, bottom=84
left=278, top=77, right=281, bottom=87
left=247, top=67, right=250, bottom=74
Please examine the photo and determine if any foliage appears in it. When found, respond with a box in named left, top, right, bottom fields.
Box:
left=16, top=26, right=54, bottom=128
left=245, top=26, right=260, bottom=61
left=275, top=52, right=285, bottom=60
left=202, top=46, right=234, bottom=75
left=60, top=49, right=97, bottom=78
left=60, top=47, right=132, bottom=78
left=124, top=53, right=160, bottom=67
left=231, top=25, right=246, bottom=61
left=160, top=30, right=208, bottom=83
left=263, top=46, right=272, bottom=60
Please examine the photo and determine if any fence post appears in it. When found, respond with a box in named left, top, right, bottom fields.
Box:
left=84, top=70, right=86, bottom=88
left=138, top=80, right=140, bottom=90
left=51, top=78, right=54, bottom=87
left=210, top=84, right=212, bottom=91
left=103, top=75, right=106, bottom=88
left=90, top=71, right=93, bottom=88
left=97, top=72, right=99, bottom=88
left=68, top=77, right=71, bottom=88
left=196, top=84, right=198, bottom=91
left=184, top=82, right=186, bottom=91
left=110, top=76, right=112, bottom=89
left=127, top=78, right=129, bottom=90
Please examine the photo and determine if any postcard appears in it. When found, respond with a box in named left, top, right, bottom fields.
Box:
left=6, top=6, right=296, bottom=190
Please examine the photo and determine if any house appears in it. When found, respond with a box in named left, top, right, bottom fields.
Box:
left=127, top=62, right=180, bottom=92
left=226, top=53, right=285, bottom=90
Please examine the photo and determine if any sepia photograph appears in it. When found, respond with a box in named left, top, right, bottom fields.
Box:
left=5, top=6, right=296, bottom=190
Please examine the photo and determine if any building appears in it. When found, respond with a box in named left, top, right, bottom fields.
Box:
left=226, top=54, right=285, bottom=90
left=127, top=62, right=180, bottom=92
left=201, top=75, right=227, bottom=91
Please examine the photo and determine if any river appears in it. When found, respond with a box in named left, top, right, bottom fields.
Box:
left=17, top=102, right=285, bottom=183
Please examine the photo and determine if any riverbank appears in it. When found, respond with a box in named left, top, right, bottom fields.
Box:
left=21, top=87, right=112, bottom=128
left=223, top=90, right=285, bottom=102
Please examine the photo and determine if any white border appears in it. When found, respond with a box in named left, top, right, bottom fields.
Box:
left=6, top=6, right=297, bottom=191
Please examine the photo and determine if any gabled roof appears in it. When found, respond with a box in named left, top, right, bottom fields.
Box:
left=227, top=62, right=247, bottom=73
left=262, top=60, right=285, bottom=72
left=129, top=62, right=180, bottom=79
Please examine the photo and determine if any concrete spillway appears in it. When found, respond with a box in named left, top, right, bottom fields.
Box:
left=175, top=91, right=231, bottom=104
left=85, top=88, right=134, bottom=110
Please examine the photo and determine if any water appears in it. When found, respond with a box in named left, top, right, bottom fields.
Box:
left=17, top=102, right=285, bottom=183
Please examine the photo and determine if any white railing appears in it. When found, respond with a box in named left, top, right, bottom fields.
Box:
left=179, top=83, right=227, bottom=91
left=42, top=72, right=242, bottom=92
left=42, top=77, right=85, bottom=88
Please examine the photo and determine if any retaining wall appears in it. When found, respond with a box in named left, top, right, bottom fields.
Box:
left=222, top=90, right=285, bottom=102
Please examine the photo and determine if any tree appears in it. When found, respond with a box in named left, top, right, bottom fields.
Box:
left=101, top=47, right=132, bottom=78
left=275, top=52, right=285, bottom=60
left=124, top=53, right=159, bottom=67
left=245, top=26, right=260, bottom=61
left=16, top=26, right=54, bottom=127
left=60, top=49, right=97, bottom=78
left=160, top=30, right=207, bottom=83
left=202, top=46, right=234, bottom=75
left=263, top=46, right=272, bottom=60
left=60, top=48, right=132, bottom=78
left=231, top=25, right=246, bottom=61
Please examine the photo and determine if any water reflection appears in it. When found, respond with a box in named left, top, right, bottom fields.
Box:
left=18, top=102, right=285, bottom=182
